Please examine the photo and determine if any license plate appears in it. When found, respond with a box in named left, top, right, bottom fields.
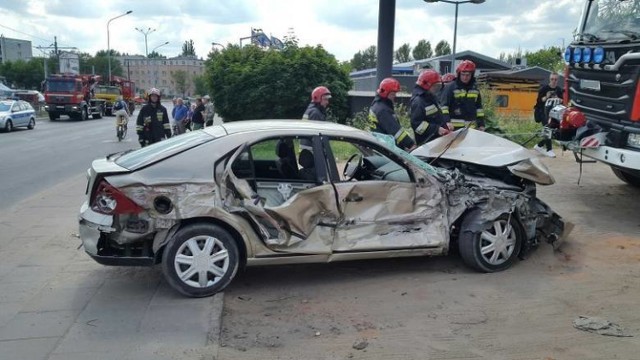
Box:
left=580, top=79, right=601, bottom=91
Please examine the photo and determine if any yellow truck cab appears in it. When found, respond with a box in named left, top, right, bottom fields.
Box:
left=94, top=85, right=121, bottom=116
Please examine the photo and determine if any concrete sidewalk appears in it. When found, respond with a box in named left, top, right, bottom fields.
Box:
left=0, top=174, right=223, bottom=360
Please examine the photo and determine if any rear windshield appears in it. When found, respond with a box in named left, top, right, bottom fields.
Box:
left=115, top=131, right=216, bottom=170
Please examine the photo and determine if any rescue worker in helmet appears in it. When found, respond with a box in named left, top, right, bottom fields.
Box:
left=410, top=70, right=452, bottom=146
left=440, top=60, right=486, bottom=131
left=303, top=86, right=331, bottom=121
left=368, top=77, right=416, bottom=151
left=136, top=87, right=171, bottom=147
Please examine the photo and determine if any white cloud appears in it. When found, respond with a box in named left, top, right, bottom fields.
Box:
left=0, top=0, right=578, bottom=62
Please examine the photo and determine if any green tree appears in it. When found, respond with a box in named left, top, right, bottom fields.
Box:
left=171, top=70, right=189, bottom=96
left=206, top=44, right=352, bottom=122
left=434, top=40, right=451, bottom=56
left=394, top=43, right=412, bottom=63
left=147, top=51, right=166, bottom=59
left=193, top=74, right=208, bottom=96
left=0, top=58, right=44, bottom=89
left=525, top=46, right=564, bottom=72
left=182, top=39, right=196, bottom=57
left=350, top=45, right=377, bottom=71
left=412, top=39, right=433, bottom=60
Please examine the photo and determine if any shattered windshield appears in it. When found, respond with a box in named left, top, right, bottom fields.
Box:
left=579, top=0, right=640, bottom=41
left=372, top=132, right=440, bottom=176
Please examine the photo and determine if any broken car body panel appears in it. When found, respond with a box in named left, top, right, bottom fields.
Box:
left=78, top=120, right=569, bottom=297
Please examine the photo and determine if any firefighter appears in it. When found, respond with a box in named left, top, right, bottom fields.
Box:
left=368, top=77, right=416, bottom=151
left=441, top=60, right=485, bottom=131
left=136, top=87, right=171, bottom=147
left=302, top=86, right=331, bottom=121
left=410, top=70, right=451, bottom=146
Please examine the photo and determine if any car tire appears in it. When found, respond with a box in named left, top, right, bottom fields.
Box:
left=611, top=166, right=640, bottom=188
left=458, top=213, right=523, bottom=273
left=81, top=107, right=88, bottom=121
left=93, top=105, right=103, bottom=119
left=161, top=223, right=240, bottom=297
left=4, top=120, right=12, bottom=132
left=27, top=118, right=35, bottom=130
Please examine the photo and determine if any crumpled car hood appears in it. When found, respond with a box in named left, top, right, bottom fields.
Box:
left=412, top=128, right=537, bottom=167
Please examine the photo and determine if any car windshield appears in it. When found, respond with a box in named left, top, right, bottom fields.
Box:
left=578, top=0, right=640, bottom=41
left=0, top=102, right=11, bottom=112
left=371, top=132, right=440, bottom=176
left=47, top=80, right=76, bottom=92
left=115, top=131, right=217, bottom=170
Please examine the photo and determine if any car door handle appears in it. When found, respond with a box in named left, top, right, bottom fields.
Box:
left=345, top=194, right=363, bottom=202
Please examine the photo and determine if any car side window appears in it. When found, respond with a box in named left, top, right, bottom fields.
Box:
left=232, top=136, right=316, bottom=182
left=328, top=138, right=412, bottom=183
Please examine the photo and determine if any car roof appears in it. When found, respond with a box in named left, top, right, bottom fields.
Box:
left=214, top=120, right=373, bottom=140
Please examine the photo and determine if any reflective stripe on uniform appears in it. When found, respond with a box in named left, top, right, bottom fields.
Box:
left=453, top=89, right=465, bottom=98
left=424, top=104, right=438, bottom=116
left=441, top=106, right=449, bottom=115
left=163, top=123, right=171, bottom=129
left=394, top=129, right=410, bottom=143
left=415, top=121, right=430, bottom=135
left=136, top=125, right=143, bottom=131
left=476, top=108, right=485, bottom=117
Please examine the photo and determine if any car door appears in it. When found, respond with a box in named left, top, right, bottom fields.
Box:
left=219, top=135, right=341, bottom=254
left=323, top=135, right=448, bottom=252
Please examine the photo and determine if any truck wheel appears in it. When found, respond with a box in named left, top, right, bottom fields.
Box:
left=92, top=105, right=103, bottom=119
left=611, top=166, right=640, bottom=188
left=48, top=112, right=58, bottom=121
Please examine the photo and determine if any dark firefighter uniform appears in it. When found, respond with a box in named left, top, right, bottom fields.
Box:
left=302, top=103, right=327, bottom=121
left=410, top=86, right=447, bottom=145
left=441, top=79, right=485, bottom=129
left=136, top=103, right=171, bottom=146
left=368, top=95, right=415, bottom=150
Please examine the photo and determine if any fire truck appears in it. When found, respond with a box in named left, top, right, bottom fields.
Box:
left=553, top=0, right=640, bottom=187
left=43, top=74, right=106, bottom=121
left=110, top=75, right=136, bottom=114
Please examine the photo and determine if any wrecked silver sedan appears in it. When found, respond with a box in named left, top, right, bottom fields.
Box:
left=78, top=121, right=568, bottom=297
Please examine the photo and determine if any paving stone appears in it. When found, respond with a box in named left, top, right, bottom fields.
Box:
left=0, top=310, right=79, bottom=340
left=22, top=286, right=98, bottom=312
left=0, top=337, right=59, bottom=360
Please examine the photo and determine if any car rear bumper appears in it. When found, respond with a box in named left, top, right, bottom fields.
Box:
left=78, top=202, right=154, bottom=266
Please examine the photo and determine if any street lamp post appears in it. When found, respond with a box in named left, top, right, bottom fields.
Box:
left=150, top=41, right=169, bottom=87
left=211, top=42, right=225, bottom=50
left=424, top=0, right=484, bottom=73
left=135, top=27, right=157, bottom=57
left=107, top=10, right=132, bottom=82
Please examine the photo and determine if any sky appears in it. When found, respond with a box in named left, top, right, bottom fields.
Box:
left=0, top=0, right=582, bottom=63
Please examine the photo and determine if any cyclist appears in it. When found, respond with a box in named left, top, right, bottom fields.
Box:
left=113, top=96, right=130, bottom=140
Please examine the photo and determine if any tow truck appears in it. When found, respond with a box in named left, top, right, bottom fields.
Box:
left=552, top=0, right=640, bottom=187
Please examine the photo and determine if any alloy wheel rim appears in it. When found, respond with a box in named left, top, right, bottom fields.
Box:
left=174, top=235, right=230, bottom=288
left=479, top=219, right=516, bottom=266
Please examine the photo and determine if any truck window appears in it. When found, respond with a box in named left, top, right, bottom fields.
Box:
left=46, top=81, right=75, bottom=92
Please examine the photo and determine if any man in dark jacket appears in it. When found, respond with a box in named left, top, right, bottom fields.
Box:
left=368, top=77, right=416, bottom=151
left=191, top=97, right=206, bottom=130
left=441, top=60, right=485, bottom=131
left=136, top=87, right=171, bottom=147
left=533, top=73, right=563, bottom=158
left=410, top=69, right=451, bottom=146
left=302, top=86, right=331, bottom=121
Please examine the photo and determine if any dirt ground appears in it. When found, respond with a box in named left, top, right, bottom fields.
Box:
left=217, top=150, right=640, bottom=360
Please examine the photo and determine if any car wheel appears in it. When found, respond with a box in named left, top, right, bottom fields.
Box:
left=611, top=166, right=640, bottom=188
left=27, top=118, right=35, bottom=130
left=81, top=107, right=89, bottom=121
left=4, top=120, right=13, bottom=132
left=161, top=223, right=240, bottom=297
left=459, top=213, right=523, bottom=272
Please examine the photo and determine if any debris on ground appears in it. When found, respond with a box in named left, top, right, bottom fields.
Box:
left=352, top=339, right=369, bottom=350
left=573, top=316, right=633, bottom=337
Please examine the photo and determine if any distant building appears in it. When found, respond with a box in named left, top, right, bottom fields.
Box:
left=0, top=35, right=32, bottom=63
left=115, top=55, right=205, bottom=96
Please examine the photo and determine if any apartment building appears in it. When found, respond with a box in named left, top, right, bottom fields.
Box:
left=116, top=55, right=205, bottom=97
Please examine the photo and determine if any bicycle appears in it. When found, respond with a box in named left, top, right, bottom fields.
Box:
left=115, top=110, right=129, bottom=141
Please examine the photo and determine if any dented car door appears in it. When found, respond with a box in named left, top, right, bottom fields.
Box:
left=219, top=137, right=341, bottom=254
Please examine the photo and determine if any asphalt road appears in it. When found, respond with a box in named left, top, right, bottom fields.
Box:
left=0, top=102, right=173, bottom=211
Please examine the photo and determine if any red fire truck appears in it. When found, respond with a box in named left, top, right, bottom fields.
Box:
left=43, top=74, right=106, bottom=121
left=552, top=0, right=640, bottom=187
